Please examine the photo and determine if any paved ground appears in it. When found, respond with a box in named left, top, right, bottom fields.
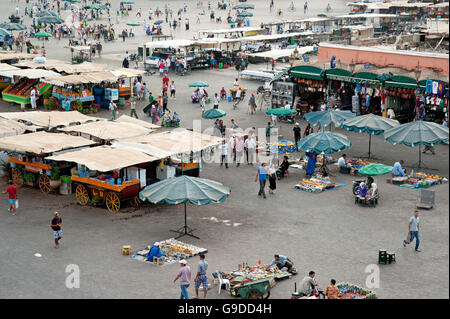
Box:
left=0, top=0, right=448, bottom=299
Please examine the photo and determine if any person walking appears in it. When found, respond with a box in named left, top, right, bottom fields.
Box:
left=173, top=259, right=191, bottom=299
left=50, top=211, right=63, bottom=248
left=30, top=86, right=38, bottom=110
left=220, top=139, right=229, bottom=168
left=245, top=135, right=256, bottom=165
left=3, top=180, right=17, bottom=215
left=194, top=254, right=208, bottom=299
left=170, top=81, right=176, bottom=99
left=248, top=93, right=257, bottom=115
left=255, top=162, right=267, bottom=198
left=129, top=97, right=138, bottom=118
left=268, top=163, right=277, bottom=194
left=293, top=122, right=301, bottom=151
left=213, top=93, right=219, bottom=109
left=403, top=210, right=421, bottom=252
left=109, top=100, right=118, bottom=120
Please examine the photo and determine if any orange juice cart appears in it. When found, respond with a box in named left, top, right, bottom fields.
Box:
left=0, top=132, right=96, bottom=194
left=46, top=146, right=160, bottom=213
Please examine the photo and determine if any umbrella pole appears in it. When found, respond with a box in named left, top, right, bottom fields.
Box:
left=418, top=145, right=422, bottom=168
left=368, top=134, right=371, bottom=159
left=170, top=202, right=200, bottom=240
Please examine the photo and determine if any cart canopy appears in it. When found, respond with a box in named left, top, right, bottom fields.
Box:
left=59, top=120, right=153, bottom=141
left=0, top=131, right=95, bottom=154
left=0, top=111, right=102, bottom=129
left=46, top=145, right=158, bottom=172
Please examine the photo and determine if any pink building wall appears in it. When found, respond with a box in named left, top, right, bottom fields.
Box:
left=318, top=44, right=450, bottom=76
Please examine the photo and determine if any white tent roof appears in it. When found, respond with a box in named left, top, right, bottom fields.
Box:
left=59, top=121, right=153, bottom=140
left=0, top=111, right=103, bottom=129
left=0, top=118, right=27, bottom=138
left=0, top=68, right=61, bottom=79
left=199, top=26, right=261, bottom=35
left=0, top=131, right=95, bottom=154
left=46, top=145, right=158, bottom=172
left=246, top=46, right=315, bottom=59
left=144, top=39, right=195, bottom=49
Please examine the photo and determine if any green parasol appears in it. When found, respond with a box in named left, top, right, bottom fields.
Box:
left=233, top=4, right=255, bottom=10
left=265, top=108, right=297, bottom=116
left=37, top=16, right=64, bottom=24
left=317, top=13, right=328, bottom=17
left=34, top=31, right=52, bottom=48
left=202, top=109, right=227, bottom=119
left=139, top=176, right=230, bottom=239
left=126, top=22, right=140, bottom=26
left=84, top=4, right=107, bottom=10
left=0, top=22, right=27, bottom=31
left=0, top=28, right=11, bottom=37
left=358, top=163, right=394, bottom=176
left=298, top=131, right=352, bottom=154
left=238, top=11, right=253, bottom=17
left=188, top=81, right=209, bottom=87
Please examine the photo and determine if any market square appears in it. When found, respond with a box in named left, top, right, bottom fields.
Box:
left=0, top=0, right=448, bottom=300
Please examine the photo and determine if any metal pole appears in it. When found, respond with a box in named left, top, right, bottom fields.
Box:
left=419, top=144, right=422, bottom=168
left=184, top=202, right=187, bottom=234
left=368, top=134, right=372, bottom=158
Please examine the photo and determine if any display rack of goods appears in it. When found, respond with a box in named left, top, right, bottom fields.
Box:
left=2, top=79, right=52, bottom=104
left=337, top=283, right=376, bottom=299
left=131, top=238, right=208, bottom=265
left=388, top=170, right=448, bottom=189
left=295, top=176, right=343, bottom=193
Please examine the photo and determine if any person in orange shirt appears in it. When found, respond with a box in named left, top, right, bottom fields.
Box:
left=325, top=279, right=340, bottom=299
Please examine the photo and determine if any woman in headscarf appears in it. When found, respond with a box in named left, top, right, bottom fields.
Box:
left=305, top=152, right=317, bottom=177
left=365, top=183, right=378, bottom=205
left=268, top=163, right=277, bottom=194
left=358, top=182, right=368, bottom=198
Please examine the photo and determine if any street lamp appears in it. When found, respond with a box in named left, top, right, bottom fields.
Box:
left=414, top=63, right=422, bottom=120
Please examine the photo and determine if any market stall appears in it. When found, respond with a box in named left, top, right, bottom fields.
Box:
left=0, top=63, right=18, bottom=91
left=0, top=69, right=60, bottom=106
left=219, top=263, right=292, bottom=298
left=69, top=45, right=92, bottom=64
left=417, top=79, right=449, bottom=124
left=387, top=170, right=448, bottom=189
left=131, top=238, right=208, bottom=265
left=44, top=71, right=120, bottom=112
left=294, top=175, right=344, bottom=193
left=46, top=145, right=160, bottom=212
left=0, top=132, right=95, bottom=194
left=290, top=65, right=326, bottom=112
left=117, top=129, right=223, bottom=177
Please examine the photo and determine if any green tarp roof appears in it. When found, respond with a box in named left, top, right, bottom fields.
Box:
left=290, top=65, right=323, bottom=81
left=385, top=75, right=417, bottom=89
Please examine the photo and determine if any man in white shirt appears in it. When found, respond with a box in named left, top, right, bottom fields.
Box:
left=338, top=154, right=347, bottom=167
left=271, top=113, right=277, bottom=127
left=245, top=136, right=256, bottom=165
left=233, top=78, right=239, bottom=88
left=403, top=210, right=421, bottom=252
left=284, top=101, right=291, bottom=110
left=30, top=87, right=38, bottom=110
left=320, top=101, right=327, bottom=111
left=220, top=139, right=228, bottom=168
left=109, top=100, right=117, bottom=120
left=235, top=88, right=241, bottom=101
left=135, top=81, right=142, bottom=100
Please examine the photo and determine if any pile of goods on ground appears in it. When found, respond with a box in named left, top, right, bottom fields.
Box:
left=131, top=238, right=208, bottom=266
left=388, top=170, right=448, bottom=189
left=295, top=175, right=343, bottom=193
left=337, top=283, right=377, bottom=299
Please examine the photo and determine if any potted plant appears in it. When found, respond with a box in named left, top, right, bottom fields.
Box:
left=45, top=97, right=56, bottom=110
left=49, top=167, right=61, bottom=189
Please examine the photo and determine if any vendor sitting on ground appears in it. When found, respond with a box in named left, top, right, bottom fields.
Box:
left=358, top=182, right=368, bottom=198
left=392, top=160, right=406, bottom=177
left=267, top=254, right=296, bottom=274
left=365, top=183, right=379, bottom=205
left=299, top=271, right=318, bottom=297
left=220, top=87, right=227, bottom=100
left=172, top=112, right=180, bottom=125
left=278, top=156, right=290, bottom=177
left=338, top=154, right=347, bottom=167
left=147, top=242, right=163, bottom=262
left=192, top=90, right=199, bottom=103
left=161, top=111, right=171, bottom=125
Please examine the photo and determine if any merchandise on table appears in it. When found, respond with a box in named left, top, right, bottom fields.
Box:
left=270, top=140, right=296, bottom=154
left=337, top=283, right=376, bottom=299
left=131, top=238, right=208, bottom=266
left=292, top=155, right=336, bottom=170
left=294, top=175, right=338, bottom=193
left=387, top=170, right=448, bottom=189
left=343, top=158, right=374, bottom=175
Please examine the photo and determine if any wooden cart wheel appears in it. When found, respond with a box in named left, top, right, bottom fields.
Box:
left=129, top=196, right=142, bottom=208
left=75, top=184, right=90, bottom=206
left=105, top=192, right=120, bottom=213
left=38, top=174, right=51, bottom=194
left=11, top=168, right=23, bottom=187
